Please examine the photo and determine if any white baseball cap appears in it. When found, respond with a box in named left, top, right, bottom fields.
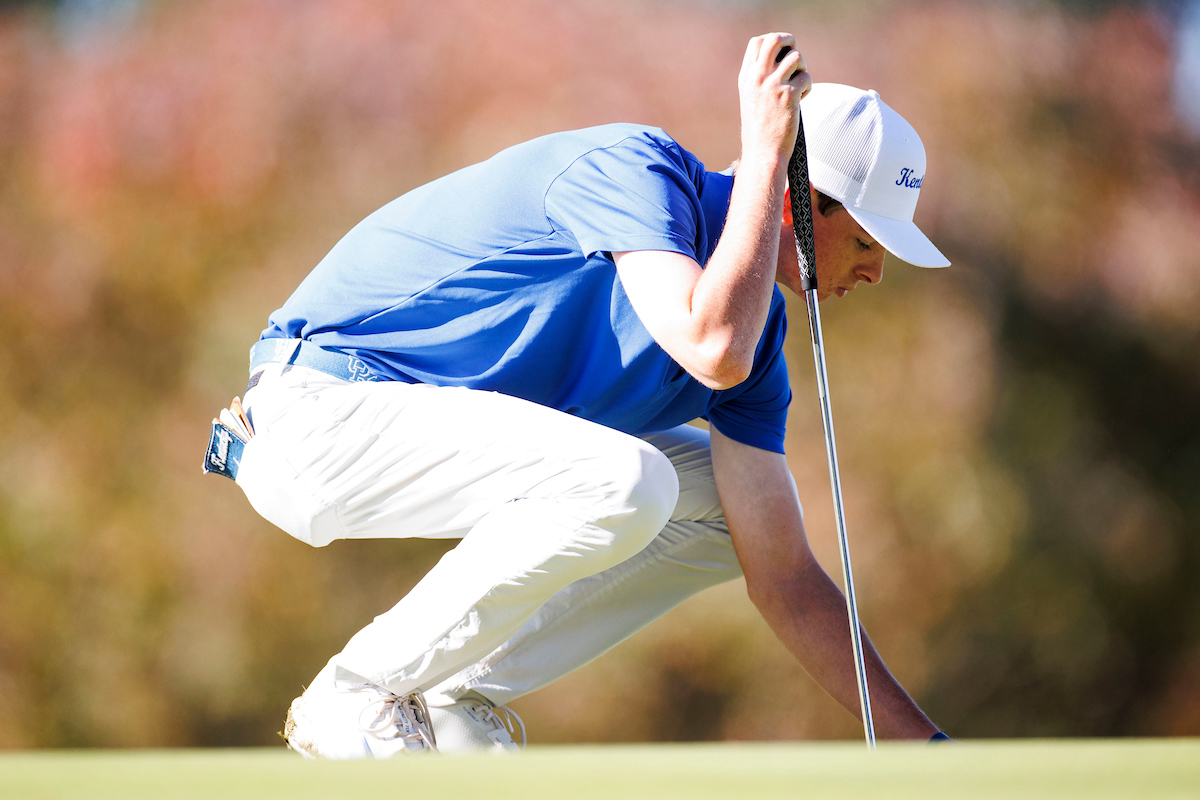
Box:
left=802, top=83, right=950, bottom=268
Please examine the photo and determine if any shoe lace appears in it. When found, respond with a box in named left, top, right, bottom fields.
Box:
left=468, top=701, right=527, bottom=748
left=355, top=686, right=439, bottom=752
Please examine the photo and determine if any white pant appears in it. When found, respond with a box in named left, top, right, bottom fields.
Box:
left=238, top=363, right=746, bottom=702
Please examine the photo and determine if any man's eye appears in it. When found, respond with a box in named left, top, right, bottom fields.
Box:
left=856, top=239, right=871, bottom=251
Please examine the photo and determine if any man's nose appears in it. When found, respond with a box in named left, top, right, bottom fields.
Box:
left=855, top=255, right=884, bottom=286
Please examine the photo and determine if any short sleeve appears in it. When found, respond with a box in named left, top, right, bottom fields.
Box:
left=545, top=133, right=702, bottom=260
left=706, top=293, right=792, bottom=453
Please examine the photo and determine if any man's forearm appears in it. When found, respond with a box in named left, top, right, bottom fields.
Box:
left=712, top=429, right=940, bottom=740
left=683, top=31, right=805, bottom=368
left=687, top=152, right=787, bottom=370
left=754, top=558, right=939, bottom=740
left=624, top=33, right=805, bottom=390
left=610, top=151, right=791, bottom=391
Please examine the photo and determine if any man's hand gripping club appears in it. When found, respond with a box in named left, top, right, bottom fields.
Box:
left=612, top=33, right=810, bottom=391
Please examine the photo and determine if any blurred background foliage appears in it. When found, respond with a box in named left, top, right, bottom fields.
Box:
left=0, top=0, right=1198, bottom=747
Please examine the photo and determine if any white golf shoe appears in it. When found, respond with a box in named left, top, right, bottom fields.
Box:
left=284, top=664, right=437, bottom=759
left=425, top=692, right=526, bottom=753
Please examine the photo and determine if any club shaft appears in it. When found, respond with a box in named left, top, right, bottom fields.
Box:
left=780, top=44, right=874, bottom=746
left=804, top=288, right=876, bottom=749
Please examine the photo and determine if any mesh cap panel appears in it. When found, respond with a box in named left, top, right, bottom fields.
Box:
left=811, top=95, right=881, bottom=188
left=800, top=83, right=951, bottom=267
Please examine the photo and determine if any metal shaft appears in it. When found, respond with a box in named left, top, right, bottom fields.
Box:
left=803, top=288, right=876, bottom=749
left=777, top=42, right=874, bottom=747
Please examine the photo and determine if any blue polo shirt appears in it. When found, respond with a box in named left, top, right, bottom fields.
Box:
left=263, top=124, right=791, bottom=452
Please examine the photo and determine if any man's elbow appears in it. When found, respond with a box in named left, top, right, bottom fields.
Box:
left=744, top=564, right=800, bottom=616
left=691, top=343, right=753, bottom=390
left=742, top=550, right=820, bottom=618
left=697, top=364, right=752, bottom=391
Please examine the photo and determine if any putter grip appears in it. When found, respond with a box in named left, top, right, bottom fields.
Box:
left=776, top=45, right=817, bottom=291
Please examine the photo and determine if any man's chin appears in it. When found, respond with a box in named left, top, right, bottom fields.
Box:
left=776, top=275, right=811, bottom=297
left=774, top=274, right=835, bottom=301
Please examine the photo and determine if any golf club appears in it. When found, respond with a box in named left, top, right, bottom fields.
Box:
left=778, top=44, right=876, bottom=749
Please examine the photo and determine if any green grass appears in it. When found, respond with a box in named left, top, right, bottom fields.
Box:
left=2, top=740, right=1198, bottom=799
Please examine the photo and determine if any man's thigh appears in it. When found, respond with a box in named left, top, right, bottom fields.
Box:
left=426, top=424, right=745, bottom=704
left=238, top=365, right=676, bottom=547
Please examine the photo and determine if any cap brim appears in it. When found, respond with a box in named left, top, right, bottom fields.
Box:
left=844, top=206, right=950, bottom=268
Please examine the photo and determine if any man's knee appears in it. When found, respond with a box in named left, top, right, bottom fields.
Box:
left=586, top=439, right=679, bottom=566
left=623, top=440, right=680, bottom=533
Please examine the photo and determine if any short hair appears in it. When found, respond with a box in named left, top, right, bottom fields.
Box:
left=815, top=190, right=843, bottom=217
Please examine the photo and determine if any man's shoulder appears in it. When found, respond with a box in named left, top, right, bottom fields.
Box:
left=533, top=122, right=678, bottom=149
left=512, top=124, right=696, bottom=173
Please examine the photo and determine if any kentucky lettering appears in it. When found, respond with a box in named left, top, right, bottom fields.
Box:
left=896, top=168, right=923, bottom=189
